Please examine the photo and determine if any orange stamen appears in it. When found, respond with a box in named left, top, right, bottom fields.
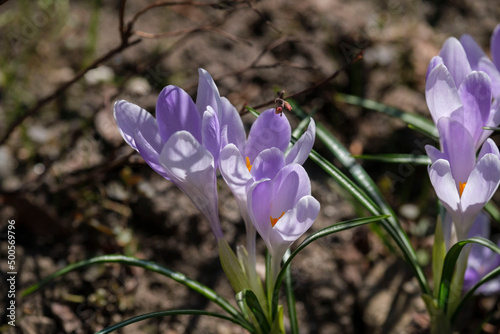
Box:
left=459, top=182, right=466, bottom=197
left=246, top=157, right=252, bottom=172
left=270, top=212, right=285, bottom=227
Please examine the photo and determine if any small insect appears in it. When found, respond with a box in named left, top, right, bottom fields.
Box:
left=274, top=91, right=292, bottom=117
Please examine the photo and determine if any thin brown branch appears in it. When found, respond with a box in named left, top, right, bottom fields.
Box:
left=0, top=38, right=141, bottom=146
left=134, top=26, right=251, bottom=45
left=129, top=0, right=223, bottom=28
left=240, top=50, right=364, bottom=113
left=119, top=0, right=127, bottom=41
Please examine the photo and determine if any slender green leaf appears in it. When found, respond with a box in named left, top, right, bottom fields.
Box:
left=241, top=289, right=271, bottom=333
left=95, top=309, right=253, bottom=334
left=483, top=126, right=500, bottom=131
left=283, top=249, right=299, bottom=334
left=353, top=154, right=431, bottom=165
left=271, top=215, right=389, bottom=318
left=335, top=93, right=438, bottom=139
left=22, top=255, right=245, bottom=325
left=485, top=201, right=500, bottom=223
left=438, top=237, right=500, bottom=313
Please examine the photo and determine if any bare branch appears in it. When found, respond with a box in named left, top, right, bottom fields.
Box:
left=134, top=26, right=251, bottom=45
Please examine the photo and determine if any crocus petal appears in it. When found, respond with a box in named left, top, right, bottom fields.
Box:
left=219, top=144, right=252, bottom=201
left=285, top=118, right=316, bottom=165
left=268, top=195, right=320, bottom=258
left=439, top=37, right=472, bottom=87
left=271, top=164, right=312, bottom=219
left=491, top=23, right=500, bottom=70
left=478, top=138, right=500, bottom=161
left=426, top=56, right=444, bottom=80
left=461, top=154, right=500, bottom=231
left=251, top=147, right=286, bottom=181
left=248, top=179, right=273, bottom=243
left=425, top=144, right=446, bottom=164
left=220, top=97, right=246, bottom=152
left=134, top=130, right=169, bottom=179
left=114, top=100, right=157, bottom=151
left=156, top=86, right=202, bottom=143
left=457, top=71, right=492, bottom=147
left=159, top=131, right=222, bottom=239
left=426, top=65, right=462, bottom=124
left=460, top=34, right=487, bottom=70
left=245, top=109, right=291, bottom=163
left=201, top=106, right=221, bottom=168
left=478, top=58, right=500, bottom=99
left=196, top=68, right=222, bottom=120
left=437, top=117, right=476, bottom=186
left=428, top=159, right=460, bottom=214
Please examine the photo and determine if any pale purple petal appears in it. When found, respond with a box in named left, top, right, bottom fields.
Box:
left=426, top=56, right=444, bottom=80
left=251, top=148, right=285, bottom=181
left=478, top=138, right=500, bottom=161
left=248, top=179, right=273, bottom=244
left=425, top=65, right=462, bottom=124
left=271, top=164, right=311, bottom=219
left=478, top=58, right=500, bottom=98
left=425, top=144, right=446, bottom=164
left=460, top=34, right=487, bottom=70
left=268, top=195, right=320, bottom=258
left=245, top=109, right=291, bottom=163
left=439, top=37, right=472, bottom=87
left=114, top=100, right=157, bottom=150
left=201, top=106, right=221, bottom=168
left=156, top=86, right=202, bottom=143
left=491, top=23, right=500, bottom=70
left=285, top=118, right=316, bottom=165
left=219, top=144, right=252, bottom=201
left=428, top=159, right=460, bottom=214
left=159, top=131, right=222, bottom=239
left=220, top=97, right=246, bottom=152
left=437, top=118, right=476, bottom=186
left=457, top=71, right=492, bottom=147
left=134, top=130, right=169, bottom=179
left=220, top=125, right=229, bottom=149
left=196, top=68, right=222, bottom=120
left=461, top=154, right=500, bottom=232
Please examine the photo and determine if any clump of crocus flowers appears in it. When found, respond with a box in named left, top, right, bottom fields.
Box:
left=424, top=23, right=500, bottom=332
left=114, top=68, right=319, bottom=329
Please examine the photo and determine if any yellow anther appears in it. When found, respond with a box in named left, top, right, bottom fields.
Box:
left=459, top=182, right=466, bottom=197
left=246, top=157, right=252, bottom=172
left=270, top=212, right=285, bottom=227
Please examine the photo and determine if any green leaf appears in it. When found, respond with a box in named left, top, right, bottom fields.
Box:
left=240, top=289, right=271, bottom=334
left=271, top=215, right=389, bottom=318
left=283, top=249, right=299, bottom=334
left=438, top=237, right=500, bottom=313
left=482, top=126, right=500, bottom=131
left=335, top=93, right=438, bottom=139
left=485, top=201, right=500, bottom=223
left=22, top=255, right=245, bottom=325
left=218, top=239, right=251, bottom=294
left=432, top=215, right=447, bottom=299
left=95, top=310, right=254, bottom=334
left=353, top=154, right=431, bottom=165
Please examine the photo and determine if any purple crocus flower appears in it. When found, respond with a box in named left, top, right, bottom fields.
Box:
left=114, top=69, right=245, bottom=240
left=219, top=109, right=316, bottom=262
left=426, top=63, right=500, bottom=151
left=426, top=124, right=500, bottom=240
left=247, top=163, right=320, bottom=281
left=463, top=212, right=500, bottom=294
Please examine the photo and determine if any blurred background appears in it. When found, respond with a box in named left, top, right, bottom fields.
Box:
left=1, top=0, right=500, bottom=333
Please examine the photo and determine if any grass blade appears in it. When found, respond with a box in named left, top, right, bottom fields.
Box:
left=438, top=237, right=500, bottom=313
left=22, top=255, right=245, bottom=325
left=353, top=154, right=431, bottom=165
left=283, top=249, right=299, bottom=334
left=335, top=93, right=438, bottom=139
left=95, top=310, right=253, bottom=334
left=271, top=215, right=389, bottom=318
